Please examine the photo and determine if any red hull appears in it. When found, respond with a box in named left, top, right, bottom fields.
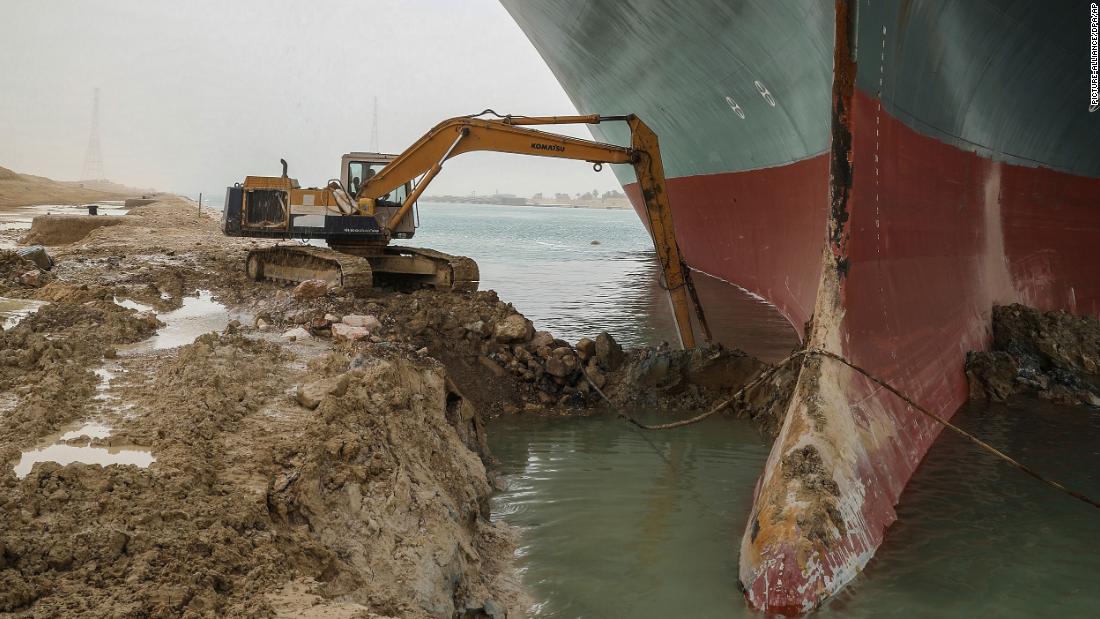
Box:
left=626, top=79, right=1100, bottom=618
left=735, top=85, right=1100, bottom=612
left=624, top=155, right=830, bottom=337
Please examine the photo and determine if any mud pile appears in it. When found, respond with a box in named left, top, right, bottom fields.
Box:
left=22, top=214, right=124, bottom=246
left=239, top=283, right=773, bottom=419
left=1, top=331, right=522, bottom=617
left=966, top=304, right=1100, bottom=406
left=0, top=250, right=51, bottom=293
left=0, top=301, right=159, bottom=447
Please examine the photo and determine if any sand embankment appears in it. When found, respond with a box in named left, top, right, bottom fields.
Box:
left=0, top=165, right=149, bottom=210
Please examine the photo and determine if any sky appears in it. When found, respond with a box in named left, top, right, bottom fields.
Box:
left=0, top=0, right=620, bottom=198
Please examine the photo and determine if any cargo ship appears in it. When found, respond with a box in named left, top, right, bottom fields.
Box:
left=502, top=0, right=1100, bottom=613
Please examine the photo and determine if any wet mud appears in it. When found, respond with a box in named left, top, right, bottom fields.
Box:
left=967, top=304, right=1100, bottom=407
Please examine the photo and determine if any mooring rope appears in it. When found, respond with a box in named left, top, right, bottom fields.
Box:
left=578, top=348, right=1100, bottom=511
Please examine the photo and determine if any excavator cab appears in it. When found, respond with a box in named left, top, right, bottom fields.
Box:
left=340, top=153, right=415, bottom=239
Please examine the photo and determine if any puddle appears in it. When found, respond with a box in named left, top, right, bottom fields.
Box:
left=114, top=297, right=155, bottom=313
left=12, top=420, right=154, bottom=479
left=0, top=296, right=46, bottom=329
left=59, top=421, right=113, bottom=441
left=0, top=202, right=129, bottom=231
left=13, top=444, right=155, bottom=478
left=118, top=289, right=229, bottom=353
left=93, top=365, right=119, bottom=399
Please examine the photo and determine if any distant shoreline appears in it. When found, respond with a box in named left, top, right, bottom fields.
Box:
left=421, top=199, right=632, bottom=211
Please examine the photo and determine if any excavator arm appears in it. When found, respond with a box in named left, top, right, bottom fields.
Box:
left=359, top=113, right=710, bottom=349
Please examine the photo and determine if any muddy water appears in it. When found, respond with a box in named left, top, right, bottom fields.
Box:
left=0, top=296, right=46, bottom=329
left=13, top=421, right=154, bottom=479
left=489, top=401, right=1100, bottom=617
left=0, top=201, right=129, bottom=231
left=117, top=289, right=231, bottom=353
left=416, top=202, right=799, bottom=360
left=440, top=204, right=1100, bottom=616
left=490, top=412, right=769, bottom=617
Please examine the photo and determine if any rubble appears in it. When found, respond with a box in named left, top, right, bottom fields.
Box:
left=342, top=314, right=382, bottom=330
left=331, top=322, right=369, bottom=342
left=967, top=304, right=1100, bottom=407
left=291, top=278, right=330, bottom=300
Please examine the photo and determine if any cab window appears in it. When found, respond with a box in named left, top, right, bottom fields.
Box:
left=347, top=162, right=365, bottom=195
left=359, top=162, right=408, bottom=206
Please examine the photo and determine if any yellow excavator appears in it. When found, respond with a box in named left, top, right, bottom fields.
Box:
left=221, top=112, right=707, bottom=347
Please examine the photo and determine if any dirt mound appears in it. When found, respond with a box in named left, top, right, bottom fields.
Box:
left=21, top=214, right=124, bottom=246
left=1, top=325, right=523, bottom=617
left=966, top=304, right=1100, bottom=406
left=0, top=250, right=36, bottom=292
left=268, top=353, right=518, bottom=616
left=0, top=302, right=160, bottom=447
left=602, top=342, right=766, bottom=411
left=237, top=285, right=774, bottom=420
left=0, top=167, right=141, bottom=209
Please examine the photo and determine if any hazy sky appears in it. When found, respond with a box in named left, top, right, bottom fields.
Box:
left=0, top=0, right=620, bottom=197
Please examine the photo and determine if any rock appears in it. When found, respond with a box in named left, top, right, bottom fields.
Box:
left=464, top=320, right=487, bottom=336
left=477, top=355, right=506, bottom=377
left=323, top=313, right=339, bottom=323
left=965, top=304, right=1100, bottom=406
left=501, top=402, right=519, bottom=415
left=343, top=314, right=382, bottom=330
left=331, top=323, right=369, bottom=342
left=552, top=346, right=573, bottom=358
left=545, top=357, right=570, bottom=378
left=416, top=347, right=429, bottom=356
left=308, top=317, right=332, bottom=336
left=287, top=308, right=318, bottom=324
left=513, top=346, right=532, bottom=363
left=282, top=326, right=311, bottom=341
left=587, top=367, right=607, bottom=389
left=595, top=331, right=625, bottom=370
left=529, top=331, right=554, bottom=349
left=292, top=279, right=330, bottom=300
left=16, top=245, right=54, bottom=270
left=575, top=337, right=596, bottom=361
left=561, top=354, right=579, bottom=373
left=256, top=318, right=271, bottom=331
left=494, top=314, right=533, bottom=343
left=965, top=350, right=1019, bottom=401
left=295, top=374, right=350, bottom=409
left=19, top=270, right=45, bottom=287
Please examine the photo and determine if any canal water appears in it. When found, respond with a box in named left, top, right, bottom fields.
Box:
left=413, top=202, right=1100, bottom=615
left=415, top=201, right=799, bottom=361
left=489, top=401, right=1100, bottom=618
left=416, top=202, right=1100, bottom=617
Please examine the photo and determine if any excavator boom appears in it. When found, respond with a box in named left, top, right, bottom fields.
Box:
left=223, top=112, right=708, bottom=348
left=357, top=112, right=707, bottom=349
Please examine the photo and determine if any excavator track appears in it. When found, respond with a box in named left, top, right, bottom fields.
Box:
left=384, top=246, right=479, bottom=292
left=245, top=245, right=478, bottom=292
left=246, top=245, right=373, bottom=291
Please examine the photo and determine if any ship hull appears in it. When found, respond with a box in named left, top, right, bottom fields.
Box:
left=502, top=0, right=1100, bottom=613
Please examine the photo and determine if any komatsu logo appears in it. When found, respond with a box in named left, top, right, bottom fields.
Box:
left=532, top=142, right=566, bottom=152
